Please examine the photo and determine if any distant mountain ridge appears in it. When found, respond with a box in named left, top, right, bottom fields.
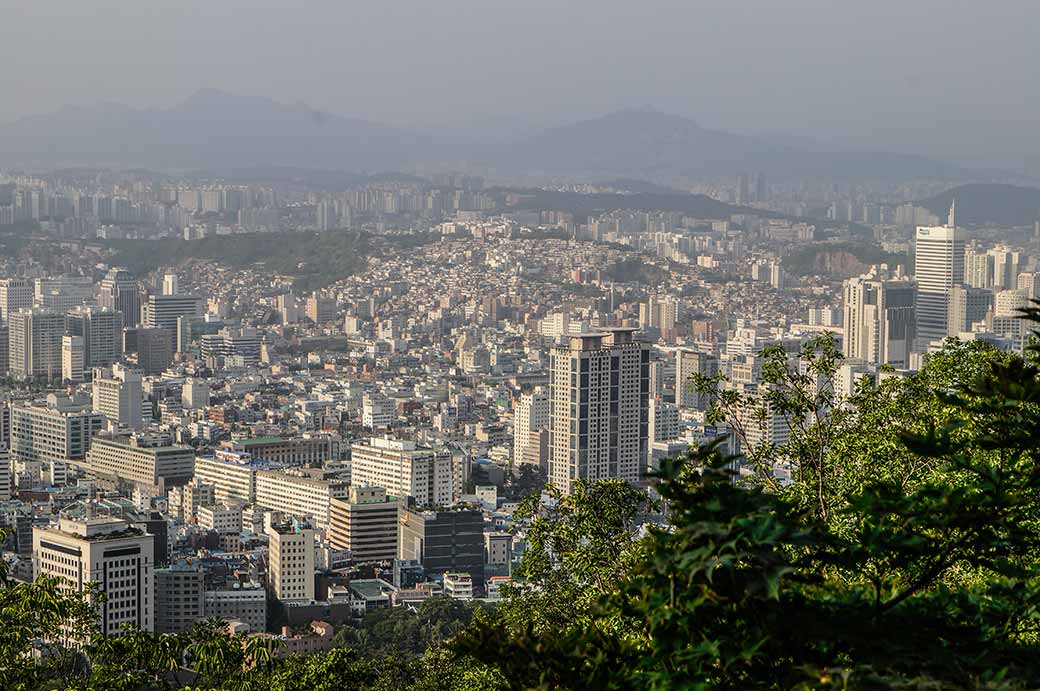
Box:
left=919, top=184, right=1040, bottom=227
left=0, top=90, right=980, bottom=181
left=497, top=107, right=969, bottom=181
left=0, top=89, right=431, bottom=170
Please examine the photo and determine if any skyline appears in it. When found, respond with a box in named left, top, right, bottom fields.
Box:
left=2, top=0, right=1039, bottom=158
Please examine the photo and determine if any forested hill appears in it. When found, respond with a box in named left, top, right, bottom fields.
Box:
left=919, top=183, right=1040, bottom=227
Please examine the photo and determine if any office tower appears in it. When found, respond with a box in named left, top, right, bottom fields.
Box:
left=548, top=328, right=650, bottom=495
left=513, top=387, right=549, bottom=468
left=33, top=515, right=155, bottom=635
left=947, top=286, right=993, bottom=335
left=253, top=468, right=347, bottom=531
left=199, top=326, right=261, bottom=367
left=161, top=272, right=179, bottom=296
left=66, top=306, right=123, bottom=368
left=155, top=561, right=205, bottom=634
left=62, top=335, right=85, bottom=383
left=737, top=173, right=750, bottom=206
left=142, top=293, right=201, bottom=332
left=914, top=221, right=966, bottom=348
left=328, top=485, right=401, bottom=563
left=649, top=398, right=680, bottom=442
left=305, top=295, right=337, bottom=324
left=267, top=521, right=316, bottom=603
left=755, top=172, right=768, bottom=203
left=87, top=434, right=194, bottom=493
left=10, top=394, right=103, bottom=484
left=674, top=349, right=719, bottom=410
left=135, top=328, right=174, bottom=375
left=33, top=276, right=93, bottom=312
left=0, top=278, right=33, bottom=323
left=398, top=506, right=485, bottom=584
left=8, top=308, right=65, bottom=381
left=98, top=267, right=141, bottom=328
left=92, top=364, right=144, bottom=431
left=995, top=288, right=1029, bottom=317
left=842, top=266, right=917, bottom=368
left=0, top=325, right=7, bottom=376
left=350, top=437, right=462, bottom=507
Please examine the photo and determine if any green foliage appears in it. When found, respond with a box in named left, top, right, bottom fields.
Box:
left=332, top=597, right=490, bottom=658
left=105, top=230, right=370, bottom=291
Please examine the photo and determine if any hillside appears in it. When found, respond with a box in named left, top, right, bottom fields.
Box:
left=919, top=183, right=1040, bottom=227
left=783, top=242, right=908, bottom=278
left=106, top=230, right=370, bottom=291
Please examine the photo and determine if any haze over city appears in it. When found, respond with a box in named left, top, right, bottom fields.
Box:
left=3, top=3, right=1040, bottom=690
left=3, top=0, right=1039, bottom=158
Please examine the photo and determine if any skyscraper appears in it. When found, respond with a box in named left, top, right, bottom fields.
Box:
left=915, top=211, right=966, bottom=348
left=92, top=364, right=144, bottom=431
left=842, top=266, right=917, bottom=368
left=98, top=267, right=141, bottom=328
left=142, top=293, right=201, bottom=332
left=548, top=328, right=650, bottom=495
left=8, top=308, right=65, bottom=381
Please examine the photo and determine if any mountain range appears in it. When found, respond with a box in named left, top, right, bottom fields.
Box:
left=0, top=89, right=989, bottom=181
left=919, top=184, right=1040, bottom=227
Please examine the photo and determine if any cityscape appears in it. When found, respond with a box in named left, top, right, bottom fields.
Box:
left=4, top=2, right=1040, bottom=689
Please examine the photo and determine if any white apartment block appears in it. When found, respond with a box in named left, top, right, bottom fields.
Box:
left=87, top=434, right=194, bottom=493
left=254, top=468, right=347, bottom=532
left=350, top=436, right=461, bottom=507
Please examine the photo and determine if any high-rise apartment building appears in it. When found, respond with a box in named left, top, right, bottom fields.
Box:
left=0, top=446, right=10, bottom=501
left=33, top=515, right=155, bottom=635
left=98, top=267, right=141, bottom=328
left=548, top=328, right=650, bottom=495
left=350, top=437, right=461, bottom=507
left=8, top=308, right=65, bottom=381
left=674, top=349, right=719, bottom=410
left=842, top=266, right=917, bottom=368
left=915, top=219, right=966, bottom=348
left=513, top=387, right=548, bottom=468
left=267, top=521, right=316, bottom=603
left=328, top=485, right=400, bottom=563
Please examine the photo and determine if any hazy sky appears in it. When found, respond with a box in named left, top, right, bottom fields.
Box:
left=2, top=0, right=1037, bottom=155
